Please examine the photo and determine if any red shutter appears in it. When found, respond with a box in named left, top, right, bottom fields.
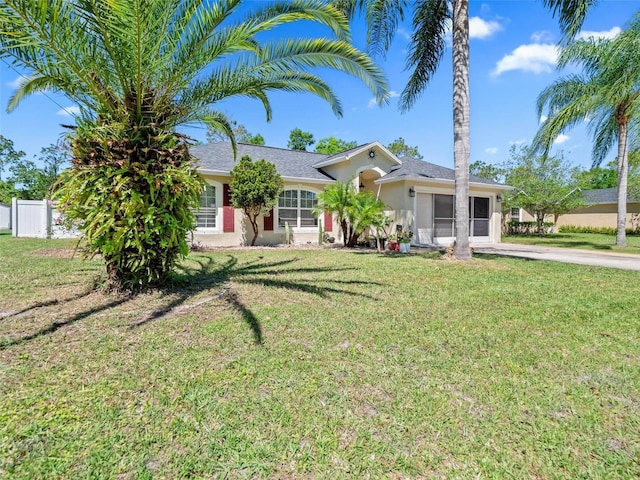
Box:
left=223, top=183, right=234, bottom=232
left=324, top=211, right=333, bottom=232
left=264, top=208, right=274, bottom=231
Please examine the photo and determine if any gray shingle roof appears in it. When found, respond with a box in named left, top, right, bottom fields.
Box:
left=190, top=142, right=503, bottom=186
left=582, top=188, right=639, bottom=204
left=381, top=156, right=503, bottom=186
left=190, top=142, right=335, bottom=181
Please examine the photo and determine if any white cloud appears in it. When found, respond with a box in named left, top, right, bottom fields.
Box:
left=397, top=27, right=411, bottom=41
left=539, top=115, right=548, bottom=123
left=485, top=147, right=498, bottom=155
left=7, top=75, right=32, bottom=89
left=509, top=139, right=527, bottom=146
left=576, top=26, right=621, bottom=41
left=469, top=17, right=503, bottom=39
left=57, top=106, right=80, bottom=117
left=368, top=90, right=400, bottom=108
left=530, top=30, right=554, bottom=43
left=553, top=133, right=570, bottom=145
left=492, top=43, right=558, bottom=76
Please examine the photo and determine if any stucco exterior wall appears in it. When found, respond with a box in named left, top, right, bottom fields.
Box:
left=378, top=182, right=414, bottom=232
left=322, top=152, right=396, bottom=182
left=556, top=202, right=640, bottom=229
left=192, top=173, right=336, bottom=248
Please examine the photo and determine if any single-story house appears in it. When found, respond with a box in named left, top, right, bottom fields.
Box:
left=555, top=188, right=640, bottom=230
left=189, top=141, right=510, bottom=247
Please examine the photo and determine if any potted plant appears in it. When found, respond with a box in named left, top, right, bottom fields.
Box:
left=387, top=233, right=398, bottom=252
left=397, top=230, right=413, bottom=253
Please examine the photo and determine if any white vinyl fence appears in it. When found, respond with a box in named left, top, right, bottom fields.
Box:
left=0, top=203, right=10, bottom=230
left=11, top=198, right=79, bottom=239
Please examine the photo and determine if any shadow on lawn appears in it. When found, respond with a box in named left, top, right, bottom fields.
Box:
left=1, top=253, right=379, bottom=348
left=130, top=254, right=379, bottom=344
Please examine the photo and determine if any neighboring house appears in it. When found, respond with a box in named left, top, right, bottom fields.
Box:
left=190, top=141, right=510, bottom=247
left=555, top=188, right=640, bottom=230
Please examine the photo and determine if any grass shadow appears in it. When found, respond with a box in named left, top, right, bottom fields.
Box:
left=0, top=296, right=130, bottom=350
left=128, top=253, right=381, bottom=345
left=1, top=251, right=381, bottom=347
left=0, top=283, right=99, bottom=321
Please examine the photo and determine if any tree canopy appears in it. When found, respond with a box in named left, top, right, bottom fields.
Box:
left=387, top=137, right=423, bottom=160
left=503, top=145, right=584, bottom=234
left=469, top=160, right=505, bottom=183
left=288, top=128, right=315, bottom=151
left=207, top=122, right=265, bottom=146
left=0, top=137, right=70, bottom=202
left=230, top=155, right=284, bottom=246
left=315, top=136, right=358, bottom=154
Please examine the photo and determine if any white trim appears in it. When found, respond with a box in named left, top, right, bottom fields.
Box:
left=311, top=141, right=401, bottom=168
left=276, top=186, right=322, bottom=232
left=193, top=180, right=223, bottom=233
left=280, top=176, right=334, bottom=184
left=375, top=175, right=512, bottom=191
left=198, top=168, right=231, bottom=177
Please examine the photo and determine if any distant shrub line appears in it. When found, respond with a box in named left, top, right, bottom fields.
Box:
left=558, top=225, right=640, bottom=235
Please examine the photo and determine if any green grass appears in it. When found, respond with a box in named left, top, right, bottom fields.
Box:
left=504, top=232, right=640, bottom=254
left=1, top=236, right=639, bottom=478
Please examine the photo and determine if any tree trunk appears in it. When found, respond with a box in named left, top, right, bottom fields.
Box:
left=340, top=219, right=348, bottom=246
left=452, top=0, right=471, bottom=260
left=616, top=120, right=629, bottom=247
left=249, top=214, right=259, bottom=246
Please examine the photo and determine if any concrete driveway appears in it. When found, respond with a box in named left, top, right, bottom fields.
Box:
left=472, top=243, right=640, bottom=271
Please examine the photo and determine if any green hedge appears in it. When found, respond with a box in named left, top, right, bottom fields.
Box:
left=558, top=225, right=640, bottom=235
left=507, top=221, right=554, bottom=235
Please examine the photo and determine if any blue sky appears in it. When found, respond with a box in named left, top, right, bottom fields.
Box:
left=1, top=0, right=639, bottom=173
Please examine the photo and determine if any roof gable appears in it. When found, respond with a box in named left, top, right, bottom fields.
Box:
left=312, top=141, right=401, bottom=168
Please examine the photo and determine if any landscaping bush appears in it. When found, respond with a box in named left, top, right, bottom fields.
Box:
left=558, top=224, right=640, bottom=235
left=507, top=220, right=554, bottom=235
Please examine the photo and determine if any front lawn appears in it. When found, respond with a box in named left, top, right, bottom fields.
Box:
left=504, top=232, right=640, bottom=254
left=1, top=236, right=639, bottom=478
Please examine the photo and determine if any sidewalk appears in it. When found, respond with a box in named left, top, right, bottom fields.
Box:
left=472, top=243, right=640, bottom=271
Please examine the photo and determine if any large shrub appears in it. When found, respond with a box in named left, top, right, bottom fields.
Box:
left=54, top=122, right=203, bottom=290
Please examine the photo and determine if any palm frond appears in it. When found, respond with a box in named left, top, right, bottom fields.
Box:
left=589, top=112, right=618, bottom=167
left=543, top=0, right=598, bottom=42
left=256, top=38, right=388, bottom=106
left=333, top=0, right=408, bottom=58
left=399, top=0, right=449, bottom=112
left=197, top=109, right=238, bottom=158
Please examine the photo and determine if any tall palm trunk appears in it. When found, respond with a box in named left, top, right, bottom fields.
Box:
left=452, top=0, right=471, bottom=260
left=615, top=118, right=629, bottom=247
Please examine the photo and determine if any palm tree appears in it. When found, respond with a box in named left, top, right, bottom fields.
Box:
left=346, top=190, right=386, bottom=247
left=0, top=0, right=388, bottom=289
left=314, top=180, right=355, bottom=244
left=533, top=14, right=640, bottom=247
left=339, top=0, right=597, bottom=259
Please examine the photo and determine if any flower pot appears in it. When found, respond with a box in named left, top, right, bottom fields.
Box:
left=399, top=242, right=411, bottom=253
left=388, top=240, right=398, bottom=251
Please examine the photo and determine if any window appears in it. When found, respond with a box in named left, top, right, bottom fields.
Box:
left=510, top=207, right=520, bottom=222
left=278, top=189, right=318, bottom=228
left=433, top=194, right=490, bottom=237
left=195, top=184, right=217, bottom=229
left=434, top=194, right=455, bottom=237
